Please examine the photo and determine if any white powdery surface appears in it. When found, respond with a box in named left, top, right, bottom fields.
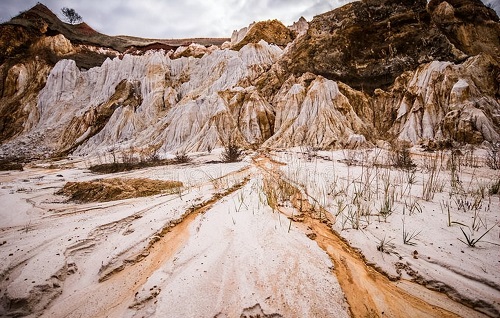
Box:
left=0, top=152, right=351, bottom=317
left=0, top=158, right=248, bottom=317
left=125, top=178, right=349, bottom=318
left=2, top=148, right=499, bottom=317
left=274, top=148, right=500, bottom=316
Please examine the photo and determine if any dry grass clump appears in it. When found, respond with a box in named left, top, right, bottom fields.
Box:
left=0, top=157, right=24, bottom=171
left=221, top=143, right=244, bottom=163
left=88, top=159, right=173, bottom=174
left=389, top=143, right=416, bottom=170
left=174, top=151, right=191, bottom=163
left=485, top=142, right=500, bottom=170
left=57, top=178, right=183, bottom=202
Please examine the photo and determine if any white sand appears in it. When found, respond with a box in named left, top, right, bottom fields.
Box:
left=0, top=148, right=498, bottom=317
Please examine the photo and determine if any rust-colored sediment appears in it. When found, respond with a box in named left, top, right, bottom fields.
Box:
left=306, top=214, right=459, bottom=318
left=256, top=154, right=481, bottom=318
left=42, top=176, right=250, bottom=318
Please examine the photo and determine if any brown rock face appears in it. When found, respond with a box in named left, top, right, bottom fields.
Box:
left=279, top=0, right=497, bottom=92
left=0, top=3, right=228, bottom=69
left=428, top=0, right=500, bottom=59
left=0, top=60, right=52, bottom=144
left=231, top=20, right=294, bottom=50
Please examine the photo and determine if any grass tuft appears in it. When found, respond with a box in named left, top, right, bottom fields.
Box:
left=221, top=143, right=244, bottom=163
left=57, top=178, right=183, bottom=202
left=402, top=219, right=421, bottom=245
left=376, top=236, right=395, bottom=254
left=458, top=223, right=499, bottom=248
left=174, top=151, right=191, bottom=164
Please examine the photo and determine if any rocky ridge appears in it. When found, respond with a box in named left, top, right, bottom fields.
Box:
left=0, top=0, right=499, bottom=159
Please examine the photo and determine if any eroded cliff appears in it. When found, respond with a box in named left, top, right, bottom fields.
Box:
left=0, top=0, right=499, bottom=159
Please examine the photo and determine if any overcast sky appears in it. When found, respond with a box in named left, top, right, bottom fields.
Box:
left=1, top=1, right=498, bottom=39
left=0, top=0, right=356, bottom=38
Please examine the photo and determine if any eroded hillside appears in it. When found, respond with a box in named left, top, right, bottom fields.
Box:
left=0, top=0, right=499, bottom=160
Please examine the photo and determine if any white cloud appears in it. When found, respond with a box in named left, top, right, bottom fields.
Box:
left=0, top=0, right=355, bottom=37
left=0, top=0, right=498, bottom=38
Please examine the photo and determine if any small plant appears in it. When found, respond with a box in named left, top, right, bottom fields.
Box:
left=458, top=223, right=498, bottom=248
left=335, top=198, right=348, bottom=217
left=206, top=172, right=222, bottom=189
left=379, top=178, right=395, bottom=221
left=221, top=143, right=243, bottom=163
left=175, top=151, right=191, bottom=163
left=379, top=196, right=394, bottom=221
left=441, top=200, right=452, bottom=227
left=422, top=155, right=442, bottom=201
left=402, top=219, right=421, bottom=245
left=234, top=191, right=248, bottom=213
left=389, top=143, right=416, bottom=170
left=489, top=178, right=500, bottom=195
left=485, top=142, right=500, bottom=170
left=377, top=236, right=395, bottom=254
left=406, top=168, right=417, bottom=185
left=403, top=198, right=422, bottom=216
left=22, top=220, right=32, bottom=233
left=440, top=199, right=468, bottom=227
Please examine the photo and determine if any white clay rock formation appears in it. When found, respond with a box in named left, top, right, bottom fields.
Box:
left=1, top=1, right=500, bottom=159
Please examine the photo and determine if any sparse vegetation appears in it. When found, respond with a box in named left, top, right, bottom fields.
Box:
left=221, top=143, right=244, bottom=163
left=21, top=220, right=33, bottom=233
left=57, top=178, right=183, bottom=202
left=0, top=157, right=24, bottom=171
left=378, top=178, right=395, bottom=222
left=389, top=143, right=416, bottom=170
left=89, top=159, right=173, bottom=174
left=489, top=178, right=500, bottom=195
left=402, top=219, right=421, bottom=245
left=2, top=0, right=500, bottom=313
left=174, top=151, right=191, bottom=164
left=458, top=224, right=498, bottom=248
left=422, top=153, right=442, bottom=201
left=88, top=149, right=173, bottom=173
left=376, top=236, right=395, bottom=254
left=485, top=142, right=500, bottom=170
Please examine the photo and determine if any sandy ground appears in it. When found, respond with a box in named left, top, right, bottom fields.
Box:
left=273, top=147, right=500, bottom=317
left=0, top=148, right=498, bottom=317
